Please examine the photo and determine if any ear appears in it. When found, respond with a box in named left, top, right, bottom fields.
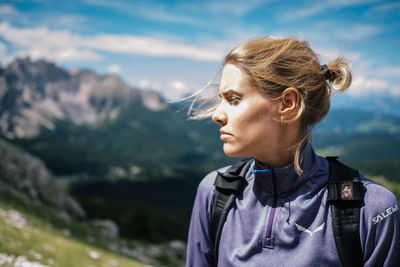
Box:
left=278, top=87, right=300, bottom=120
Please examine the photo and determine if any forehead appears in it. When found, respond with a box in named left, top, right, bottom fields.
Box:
left=220, top=64, right=247, bottom=91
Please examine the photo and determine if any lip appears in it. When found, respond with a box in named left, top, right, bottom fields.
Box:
left=219, top=129, right=231, bottom=135
left=219, top=129, right=232, bottom=141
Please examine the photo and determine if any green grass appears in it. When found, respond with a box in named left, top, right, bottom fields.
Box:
left=369, top=176, right=400, bottom=200
left=0, top=200, right=146, bottom=267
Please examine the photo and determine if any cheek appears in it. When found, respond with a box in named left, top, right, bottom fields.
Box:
left=239, top=105, right=274, bottom=130
left=246, top=109, right=280, bottom=143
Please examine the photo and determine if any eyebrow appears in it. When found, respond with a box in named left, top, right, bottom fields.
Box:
left=219, top=88, right=241, bottom=97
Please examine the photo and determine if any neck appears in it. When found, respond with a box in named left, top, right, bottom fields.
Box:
left=256, top=122, right=301, bottom=168
left=257, top=147, right=295, bottom=168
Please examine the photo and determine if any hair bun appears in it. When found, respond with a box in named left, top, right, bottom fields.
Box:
left=326, top=58, right=352, bottom=92
left=321, top=64, right=335, bottom=81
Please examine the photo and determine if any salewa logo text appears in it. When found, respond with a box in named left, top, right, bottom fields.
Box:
left=294, top=223, right=325, bottom=236
left=372, top=204, right=399, bottom=225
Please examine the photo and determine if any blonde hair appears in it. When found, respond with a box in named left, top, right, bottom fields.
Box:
left=188, top=36, right=352, bottom=174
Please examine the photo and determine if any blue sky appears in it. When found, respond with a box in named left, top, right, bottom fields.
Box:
left=1, top=0, right=400, bottom=107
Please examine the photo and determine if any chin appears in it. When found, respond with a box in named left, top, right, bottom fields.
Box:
left=223, top=145, right=248, bottom=158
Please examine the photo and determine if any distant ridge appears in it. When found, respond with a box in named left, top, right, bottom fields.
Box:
left=0, top=57, right=167, bottom=138
left=315, top=109, right=400, bottom=134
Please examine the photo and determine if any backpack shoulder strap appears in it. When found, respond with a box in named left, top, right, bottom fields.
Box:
left=210, top=158, right=253, bottom=262
left=326, top=156, right=364, bottom=267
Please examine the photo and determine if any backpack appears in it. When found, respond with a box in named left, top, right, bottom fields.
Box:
left=210, top=156, right=364, bottom=267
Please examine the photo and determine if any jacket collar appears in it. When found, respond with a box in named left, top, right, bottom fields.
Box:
left=248, top=142, right=321, bottom=196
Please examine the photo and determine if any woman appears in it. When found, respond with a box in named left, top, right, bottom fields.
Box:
left=186, top=37, right=400, bottom=266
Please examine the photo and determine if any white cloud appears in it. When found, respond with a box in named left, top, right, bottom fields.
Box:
left=51, top=15, right=88, bottom=27
left=0, top=4, right=18, bottom=15
left=152, top=83, right=161, bottom=90
left=347, top=59, right=400, bottom=97
left=136, top=78, right=189, bottom=100
left=0, top=22, right=224, bottom=63
left=40, top=48, right=100, bottom=62
left=0, top=41, right=8, bottom=64
left=335, top=24, right=382, bottom=41
left=138, top=79, right=150, bottom=88
left=0, top=22, right=97, bottom=63
left=0, top=41, right=6, bottom=54
left=164, top=79, right=189, bottom=100
left=84, top=34, right=222, bottom=61
left=390, top=86, right=400, bottom=96
left=376, top=66, right=400, bottom=78
left=349, top=75, right=389, bottom=96
left=107, top=64, right=121, bottom=74
left=314, top=47, right=361, bottom=64
left=170, top=80, right=186, bottom=91
left=137, top=78, right=161, bottom=90
left=311, top=46, right=400, bottom=97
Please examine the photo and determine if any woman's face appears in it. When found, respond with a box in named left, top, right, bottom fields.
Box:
left=212, top=64, right=284, bottom=162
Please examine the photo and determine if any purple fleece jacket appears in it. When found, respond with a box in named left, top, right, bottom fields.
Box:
left=186, top=143, right=400, bottom=266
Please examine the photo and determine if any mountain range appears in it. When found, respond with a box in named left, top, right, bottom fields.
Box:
left=0, top=57, right=166, bottom=139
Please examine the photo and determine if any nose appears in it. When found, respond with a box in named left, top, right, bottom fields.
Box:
left=212, top=103, right=227, bottom=125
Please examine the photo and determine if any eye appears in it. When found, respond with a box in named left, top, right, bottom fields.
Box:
left=220, top=89, right=242, bottom=104
left=227, top=95, right=240, bottom=103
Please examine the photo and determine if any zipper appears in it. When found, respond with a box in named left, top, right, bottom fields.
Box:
left=265, top=169, right=278, bottom=248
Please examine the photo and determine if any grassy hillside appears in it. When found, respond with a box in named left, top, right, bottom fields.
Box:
left=0, top=199, right=145, bottom=267
left=0, top=192, right=186, bottom=267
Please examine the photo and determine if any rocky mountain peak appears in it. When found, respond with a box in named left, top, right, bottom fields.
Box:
left=0, top=58, right=167, bottom=138
left=7, top=57, right=69, bottom=84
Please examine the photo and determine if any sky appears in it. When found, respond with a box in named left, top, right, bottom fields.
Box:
left=1, top=0, right=400, bottom=109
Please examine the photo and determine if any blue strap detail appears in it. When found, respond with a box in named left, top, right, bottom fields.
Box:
left=252, top=169, right=271, bottom=174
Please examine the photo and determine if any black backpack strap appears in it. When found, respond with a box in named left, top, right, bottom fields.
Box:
left=210, top=158, right=253, bottom=263
left=326, top=156, right=364, bottom=267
